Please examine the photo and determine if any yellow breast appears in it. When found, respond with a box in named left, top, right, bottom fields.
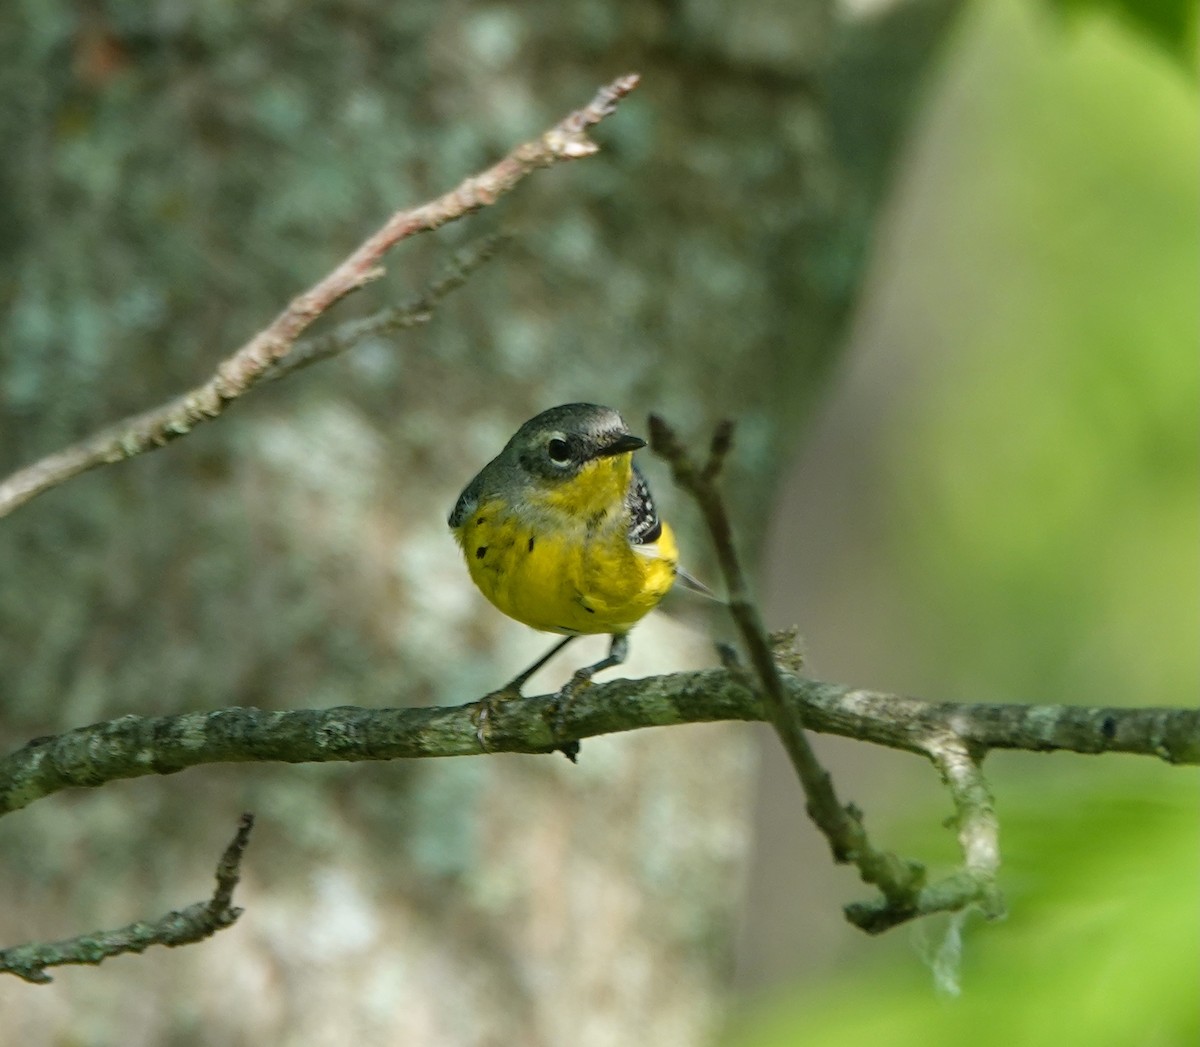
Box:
left=453, top=486, right=678, bottom=636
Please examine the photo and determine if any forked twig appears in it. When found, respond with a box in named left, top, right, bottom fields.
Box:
left=0, top=75, right=640, bottom=519
left=649, top=414, right=988, bottom=931
left=263, top=234, right=509, bottom=383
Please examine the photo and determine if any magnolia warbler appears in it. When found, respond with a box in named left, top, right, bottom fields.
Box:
left=449, top=403, right=681, bottom=751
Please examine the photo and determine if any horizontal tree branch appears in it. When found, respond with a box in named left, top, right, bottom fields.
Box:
left=0, top=813, right=253, bottom=983
left=2, top=671, right=1194, bottom=818
left=0, top=75, right=639, bottom=519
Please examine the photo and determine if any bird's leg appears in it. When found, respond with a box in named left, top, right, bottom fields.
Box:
left=505, top=635, right=578, bottom=695
left=472, top=635, right=577, bottom=751
left=551, top=633, right=629, bottom=746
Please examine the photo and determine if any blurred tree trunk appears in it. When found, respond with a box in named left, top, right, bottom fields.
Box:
left=0, top=1, right=959, bottom=1042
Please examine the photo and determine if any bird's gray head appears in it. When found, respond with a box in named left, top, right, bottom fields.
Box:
left=504, top=403, right=646, bottom=482
left=448, top=404, right=647, bottom=529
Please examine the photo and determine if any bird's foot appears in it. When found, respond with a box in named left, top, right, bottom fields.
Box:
left=549, top=669, right=596, bottom=763
left=471, top=684, right=523, bottom=752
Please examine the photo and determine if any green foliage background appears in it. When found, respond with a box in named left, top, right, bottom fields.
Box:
left=731, top=1, right=1197, bottom=1043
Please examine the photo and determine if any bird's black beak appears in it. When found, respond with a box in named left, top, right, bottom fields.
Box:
left=595, top=433, right=647, bottom=457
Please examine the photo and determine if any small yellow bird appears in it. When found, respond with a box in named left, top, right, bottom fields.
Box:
left=449, top=403, right=680, bottom=750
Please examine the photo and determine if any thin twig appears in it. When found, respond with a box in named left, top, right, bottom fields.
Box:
left=263, top=234, right=509, bottom=383
left=649, top=415, right=927, bottom=921
left=0, top=75, right=640, bottom=519
left=844, top=739, right=1005, bottom=933
left=0, top=813, right=254, bottom=984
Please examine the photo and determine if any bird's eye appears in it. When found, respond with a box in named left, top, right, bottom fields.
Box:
left=547, top=438, right=570, bottom=464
